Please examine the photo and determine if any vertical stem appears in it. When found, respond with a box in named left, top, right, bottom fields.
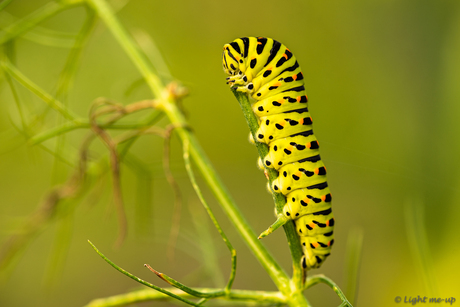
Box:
left=343, top=228, right=363, bottom=306
left=86, top=0, right=164, bottom=99
left=231, top=89, right=304, bottom=287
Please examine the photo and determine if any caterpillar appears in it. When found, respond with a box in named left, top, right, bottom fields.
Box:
left=222, top=37, right=334, bottom=270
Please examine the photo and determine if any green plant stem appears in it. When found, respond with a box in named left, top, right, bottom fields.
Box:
left=343, top=228, right=363, bottom=306
left=29, top=114, right=163, bottom=145
left=183, top=139, right=237, bottom=293
left=88, top=241, right=201, bottom=307
left=306, top=274, right=352, bottom=307
left=85, top=288, right=285, bottom=307
left=145, top=264, right=225, bottom=298
left=87, top=0, right=293, bottom=295
left=55, top=6, right=96, bottom=99
left=85, top=0, right=164, bottom=99
left=89, top=241, right=285, bottom=306
left=1, top=58, right=78, bottom=120
left=230, top=89, right=304, bottom=288
left=0, top=0, right=14, bottom=11
left=0, top=11, right=77, bottom=48
left=0, top=0, right=82, bottom=45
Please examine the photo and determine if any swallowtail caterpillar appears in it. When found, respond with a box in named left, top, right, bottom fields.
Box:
left=222, top=37, right=334, bottom=270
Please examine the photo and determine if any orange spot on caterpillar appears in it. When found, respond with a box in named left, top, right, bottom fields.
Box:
left=314, top=168, right=319, bottom=175
left=297, top=96, right=301, bottom=102
left=278, top=99, right=284, bottom=104
left=283, top=53, right=288, bottom=59
left=257, top=42, right=262, bottom=45
left=312, top=242, right=320, bottom=248
left=303, top=198, right=310, bottom=204
left=321, top=195, right=326, bottom=201
left=307, top=142, right=311, bottom=148
left=309, top=222, right=315, bottom=229
left=293, top=74, right=298, bottom=81
left=328, top=241, right=333, bottom=246
left=264, top=169, right=269, bottom=180
left=299, top=118, right=304, bottom=125
left=295, top=171, right=302, bottom=178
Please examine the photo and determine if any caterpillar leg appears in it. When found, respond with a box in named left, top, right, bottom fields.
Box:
left=232, top=82, right=254, bottom=94
left=226, top=72, right=245, bottom=85
left=226, top=75, right=254, bottom=94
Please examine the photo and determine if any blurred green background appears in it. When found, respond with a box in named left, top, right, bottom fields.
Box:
left=1, top=0, right=460, bottom=306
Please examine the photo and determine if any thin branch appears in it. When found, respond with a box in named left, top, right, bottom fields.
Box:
left=1, top=58, right=79, bottom=120
left=183, top=139, right=237, bottom=293
left=84, top=287, right=285, bottom=307
left=144, top=264, right=225, bottom=298
left=88, top=241, right=201, bottom=307
left=306, top=274, right=353, bottom=307
left=162, top=125, right=183, bottom=260
left=0, top=0, right=83, bottom=45
left=85, top=0, right=164, bottom=98
left=343, top=228, right=363, bottom=306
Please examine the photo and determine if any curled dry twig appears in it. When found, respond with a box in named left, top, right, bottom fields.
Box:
left=88, top=97, right=159, bottom=247
left=89, top=100, right=128, bottom=247
left=0, top=97, right=159, bottom=268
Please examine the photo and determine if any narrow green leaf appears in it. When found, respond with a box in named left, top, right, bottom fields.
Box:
left=88, top=241, right=201, bottom=307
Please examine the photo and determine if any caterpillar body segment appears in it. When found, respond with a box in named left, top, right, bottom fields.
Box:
left=256, top=110, right=313, bottom=144
left=271, top=160, right=327, bottom=195
left=263, top=133, right=320, bottom=171
left=223, top=37, right=333, bottom=270
left=282, top=187, right=332, bottom=219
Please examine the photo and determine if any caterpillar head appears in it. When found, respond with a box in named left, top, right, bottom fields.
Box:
left=222, top=44, right=241, bottom=76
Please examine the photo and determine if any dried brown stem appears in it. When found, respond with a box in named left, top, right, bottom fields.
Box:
left=87, top=97, right=158, bottom=247
left=89, top=102, right=127, bottom=247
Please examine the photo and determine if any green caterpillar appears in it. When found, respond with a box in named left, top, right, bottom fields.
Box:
left=222, top=37, right=334, bottom=270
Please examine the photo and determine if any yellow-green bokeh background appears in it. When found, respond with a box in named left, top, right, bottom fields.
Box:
left=1, top=0, right=460, bottom=306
